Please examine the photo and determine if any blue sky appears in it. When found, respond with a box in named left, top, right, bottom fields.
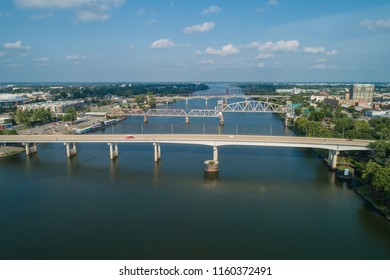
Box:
left=0, top=0, right=389, bottom=82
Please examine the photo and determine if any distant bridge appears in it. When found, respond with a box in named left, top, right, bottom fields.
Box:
left=217, top=100, right=293, bottom=115
left=123, top=100, right=293, bottom=125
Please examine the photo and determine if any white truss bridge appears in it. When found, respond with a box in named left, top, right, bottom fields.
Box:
left=217, top=100, right=293, bottom=115
left=146, top=108, right=219, bottom=118
left=124, top=101, right=293, bottom=119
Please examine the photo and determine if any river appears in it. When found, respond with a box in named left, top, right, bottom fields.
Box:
left=1, top=83, right=390, bottom=260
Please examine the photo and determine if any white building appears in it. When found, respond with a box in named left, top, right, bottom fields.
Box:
left=18, top=100, right=85, bottom=114
left=0, top=94, right=28, bottom=108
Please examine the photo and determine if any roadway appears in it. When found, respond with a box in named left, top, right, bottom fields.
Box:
left=0, top=134, right=373, bottom=151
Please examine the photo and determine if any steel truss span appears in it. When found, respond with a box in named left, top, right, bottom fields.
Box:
left=145, top=109, right=219, bottom=118
left=217, top=100, right=293, bottom=114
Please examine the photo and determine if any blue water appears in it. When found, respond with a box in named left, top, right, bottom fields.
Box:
left=1, top=84, right=390, bottom=260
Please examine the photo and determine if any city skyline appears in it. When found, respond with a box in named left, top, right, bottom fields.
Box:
left=0, top=0, right=389, bottom=82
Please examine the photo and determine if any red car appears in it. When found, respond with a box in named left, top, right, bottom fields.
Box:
left=126, top=135, right=134, bottom=139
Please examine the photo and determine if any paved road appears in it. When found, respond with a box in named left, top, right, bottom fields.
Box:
left=0, top=134, right=373, bottom=151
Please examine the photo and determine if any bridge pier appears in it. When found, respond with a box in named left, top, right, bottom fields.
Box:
left=185, top=99, right=188, bottom=106
left=144, top=114, right=148, bottom=123
left=108, top=142, right=118, bottom=160
left=204, top=146, right=219, bottom=173
left=185, top=116, right=189, bottom=124
left=219, top=113, right=224, bottom=126
left=22, top=143, right=37, bottom=155
left=153, top=143, right=161, bottom=162
left=205, top=98, right=208, bottom=106
left=64, top=142, right=77, bottom=158
left=328, top=150, right=339, bottom=170
left=284, top=116, right=289, bottom=127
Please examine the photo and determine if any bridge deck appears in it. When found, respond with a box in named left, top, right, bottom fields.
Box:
left=0, top=134, right=372, bottom=151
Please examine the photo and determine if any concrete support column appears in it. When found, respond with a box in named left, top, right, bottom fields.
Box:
left=185, top=116, right=189, bottom=124
left=144, top=114, right=148, bottom=123
left=205, top=98, right=208, bottom=106
left=185, top=99, right=188, bottom=106
left=64, top=142, right=77, bottom=158
left=284, top=116, right=289, bottom=127
left=23, top=143, right=37, bottom=155
left=328, top=150, right=339, bottom=170
left=153, top=143, right=161, bottom=162
left=108, top=142, right=118, bottom=160
left=219, top=112, right=224, bottom=126
left=204, top=146, right=220, bottom=173
left=213, top=146, right=218, bottom=162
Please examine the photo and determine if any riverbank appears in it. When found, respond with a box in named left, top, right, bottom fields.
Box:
left=0, top=145, right=24, bottom=158
left=356, top=185, right=390, bottom=220
left=289, top=123, right=390, bottom=220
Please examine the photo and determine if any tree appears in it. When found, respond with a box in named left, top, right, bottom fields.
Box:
left=15, top=110, right=31, bottom=126
left=135, top=95, right=147, bottom=106
left=294, top=106, right=303, bottom=116
left=62, top=107, right=77, bottom=124
left=147, top=92, right=157, bottom=108
left=362, top=161, right=390, bottom=193
left=369, top=141, right=390, bottom=165
left=308, top=110, right=325, bottom=122
left=32, top=108, right=53, bottom=124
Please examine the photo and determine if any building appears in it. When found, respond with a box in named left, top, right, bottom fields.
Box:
left=365, top=110, right=390, bottom=118
left=324, top=96, right=341, bottom=107
left=0, top=93, right=28, bottom=108
left=352, top=84, right=374, bottom=102
left=17, top=100, right=85, bottom=114
left=345, top=89, right=350, bottom=100
left=276, top=87, right=305, bottom=94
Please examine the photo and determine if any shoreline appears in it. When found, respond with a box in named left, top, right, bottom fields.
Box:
left=0, top=146, right=24, bottom=158
left=288, top=123, right=390, bottom=221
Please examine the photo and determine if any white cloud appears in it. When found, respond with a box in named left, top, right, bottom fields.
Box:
left=30, top=12, right=53, bottom=20
left=75, top=10, right=110, bottom=21
left=256, top=62, right=265, bottom=68
left=201, top=5, right=222, bottom=15
left=258, top=40, right=299, bottom=52
left=326, top=50, right=338, bottom=56
left=0, top=52, right=6, bottom=57
left=65, top=54, right=86, bottom=60
left=303, top=47, right=326, bottom=54
left=311, top=64, right=338, bottom=69
left=16, top=0, right=124, bottom=21
left=268, top=0, right=278, bottom=6
left=183, top=22, right=215, bottom=34
left=196, top=59, right=215, bottom=65
left=246, top=41, right=261, bottom=49
left=32, top=57, right=50, bottom=61
left=316, top=58, right=327, bottom=63
left=0, top=12, right=12, bottom=18
left=197, top=44, right=240, bottom=56
left=256, top=53, right=274, bottom=59
left=359, top=18, right=390, bottom=29
left=150, top=38, right=175, bottom=49
left=147, top=19, right=158, bottom=25
left=4, top=41, right=31, bottom=50
left=7, top=63, right=22, bottom=68
left=15, top=0, right=124, bottom=8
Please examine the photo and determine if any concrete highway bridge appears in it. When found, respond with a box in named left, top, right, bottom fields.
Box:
left=0, top=134, right=373, bottom=170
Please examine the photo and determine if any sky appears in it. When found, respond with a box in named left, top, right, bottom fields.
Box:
left=0, top=0, right=389, bottom=82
